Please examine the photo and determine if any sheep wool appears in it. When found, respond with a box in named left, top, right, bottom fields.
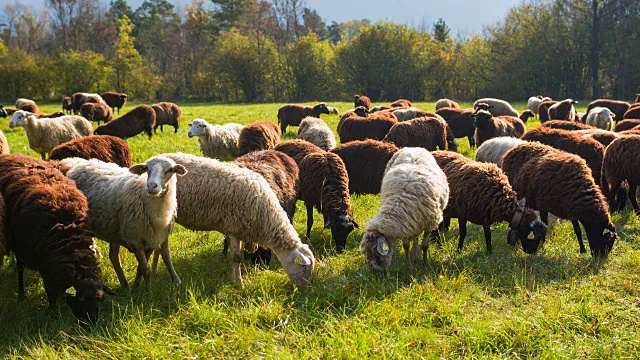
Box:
left=49, top=135, right=133, bottom=167
left=297, top=117, right=337, bottom=151
left=238, top=121, right=281, bottom=156
left=473, top=98, right=519, bottom=117
left=188, top=119, right=243, bottom=161
left=475, top=137, right=526, bottom=168
left=585, top=107, right=615, bottom=131
left=383, top=116, right=448, bottom=151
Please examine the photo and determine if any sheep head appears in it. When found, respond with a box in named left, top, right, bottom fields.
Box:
left=508, top=198, right=548, bottom=254
left=273, top=243, right=315, bottom=287
left=187, top=118, right=209, bottom=138
left=360, top=230, right=395, bottom=274
left=474, top=102, right=494, bottom=112
left=8, top=110, right=35, bottom=128
left=354, top=106, right=368, bottom=117
left=313, top=103, right=330, bottom=116
left=325, top=214, right=360, bottom=252
left=129, top=156, right=187, bottom=197
left=64, top=279, right=114, bottom=324
left=585, top=222, right=617, bottom=258
left=520, top=110, right=535, bottom=123
left=472, top=110, right=493, bottom=129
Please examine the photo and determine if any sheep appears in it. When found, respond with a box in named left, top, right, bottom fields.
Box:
left=62, top=96, right=73, bottom=114
left=390, top=107, right=440, bottom=122
left=614, top=119, right=640, bottom=132
left=331, top=139, right=399, bottom=195
left=432, top=151, right=547, bottom=254
left=472, top=110, right=526, bottom=147
left=157, top=152, right=315, bottom=288
left=354, top=94, right=371, bottom=110
left=80, top=102, right=114, bottom=125
left=519, top=110, right=535, bottom=123
left=0, top=105, right=6, bottom=118
left=62, top=155, right=187, bottom=290
left=601, top=135, right=640, bottom=214
left=152, top=102, right=181, bottom=133
left=277, top=103, right=330, bottom=134
left=585, top=107, right=615, bottom=130
left=49, top=135, right=133, bottom=167
left=527, top=96, right=551, bottom=115
left=623, top=106, right=640, bottom=120
left=436, top=107, right=476, bottom=147
left=542, top=120, right=595, bottom=131
left=548, top=99, right=578, bottom=121
left=473, top=98, right=519, bottom=117
left=100, top=92, right=128, bottom=115
left=435, top=98, right=459, bottom=111
left=94, top=105, right=156, bottom=140
left=297, top=117, right=336, bottom=151
left=475, top=137, right=526, bottom=167
left=360, top=148, right=449, bottom=272
left=538, top=100, right=558, bottom=123
left=370, top=105, right=392, bottom=112
left=0, top=164, right=111, bottom=323
left=0, top=130, right=8, bottom=155
left=391, top=99, right=412, bottom=108
left=338, top=113, right=397, bottom=143
left=71, top=93, right=106, bottom=114
left=383, top=116, right=448, bottom=151
left=238, top=121, right=281, bottom=156
left=575, top=129, right=620, bottom=147
left=38, top=111, right=65, bottom=118
left=327, top=106, right=339, bottom=115
left=275, top=139, right=325, bottom=165
left=15, top=98, right=40, bottom=116
left=187, top=118, right=243, bottom=161
left=583, top=99, right=630, bottom=122
left=8, top=110, right=93, bottom=160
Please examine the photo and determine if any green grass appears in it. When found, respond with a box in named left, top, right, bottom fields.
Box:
left=1, top=101, right=640, bottom=358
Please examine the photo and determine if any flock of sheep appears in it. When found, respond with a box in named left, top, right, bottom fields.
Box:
left=0, top=91, right=640, bottom=325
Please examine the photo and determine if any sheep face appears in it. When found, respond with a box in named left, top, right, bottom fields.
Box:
left=313, top=103, right=330, bottom=117
left=354, top=106, right=368, bottom=117
left=129, top=156, right=187, bottom=196
left=187, top=119, right=208, bottom=138
left=8, top=110, right=34, bottom=128
left=584, top=222, right=617, bottom=258
left=64, top=279, right=110, bottom=324
left=275, top=244, right=315, bottom=287
left=326, top=214, right=359, bottom=252
left=472, top=111, right=493, bottom=129
left=509, top=208, right=548, bottom=254
left=360, top=230, right=396, bottom=274
left=474, top=103, right=494, bottom=112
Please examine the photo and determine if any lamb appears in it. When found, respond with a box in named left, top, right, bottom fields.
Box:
left=502, top=142, right=617, bottom=257
left=527, top=96, right=551, bottom=115
left=360, top=147, right=449, bottom=272
left=614, top=119, right=640, bottom=132
left=623, top=106, right=640, bottom=120
left=391, top=99, right=412, bottom=108
left=435, top=98, right=459, bottom=111
left=337, top=113, right=397, bottom=143
left=71, top=92, right=106, bottom=114
left=601, top=135, right=640, bottom=214
left=473, top=98, right=519, bottom=117
left=62, top=156, right=187, bottom=290
left=297, top=117, right=336, bottom=151
left=152, top=102, right=181, bottom=133
left=432, top=151, right=547, bottom=254
left=275, top=139, right=325, bottom=165
left=331, top=139, right=399, bottom=196
left=158, top=152, right=315, bottom=288
left=15, top=98, right=40, bottom=116
left=80, top=102, right=114, bottom=125
left=49, top=135, right=133, bottom=167
left=548, top=99, right=578, bottom=121
left=238, top=121, right=281, bottom=156
left=94, top=105, right=156, bottom=140
left=583, top=99, right=630, bottom=122
left=542, top=120, right=595, bottom=131
left=575, top=129, right=620, bottom=147
left=187, top=118, right=243, bottom=160
left=354, top=94, right=371, bottom=110
left=8, top=110, right=93, bottom=160
left=383, top=116, right=449, bottom=151
left=538, top=100, right=558, bottom=123
left=585, top=107, right=615, bottom=130
left=437, top=107, right=476, bottom=147
left=472, top=110, right=526, bottom=147
left=327, top=106, right=339, bottom=115
left=0, top=163, right=110, bottom=323
left=100, top=92, right=128, bottom=115
left=277, top=103, right=330, bottom=134
left=475, top=137, right=526, bottom=167
left=62, top=96, right=73, bottom=114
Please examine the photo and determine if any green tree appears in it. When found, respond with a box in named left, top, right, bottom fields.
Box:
left=56, top=50, right=112, bottom=95
left=302, top=8, right=326, bottom=38
left=286, top=33, right=334, bottom=100
left=109, top=0, right=134, bottom=21
left=432, top=18, right=451, bottom=43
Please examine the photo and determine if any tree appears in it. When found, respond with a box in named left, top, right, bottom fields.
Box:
left=302, top=8, right=325, bottom=38
left=432, top=18, right=450, bottom=43
left=56, top=50, right=112, bottom=94
left=109, top=0, right=134, bottom=21
left=286, top=33, right=334, bottom=100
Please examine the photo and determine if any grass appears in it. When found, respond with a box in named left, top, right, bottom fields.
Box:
left=1, top=101, right=640, bottom=358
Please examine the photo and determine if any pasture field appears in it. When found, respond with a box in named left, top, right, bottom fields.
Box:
left=1, top=101, right=640, bottom=358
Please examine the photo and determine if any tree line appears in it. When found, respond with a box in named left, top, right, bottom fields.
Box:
left=1, top=0, right=639, bottom=103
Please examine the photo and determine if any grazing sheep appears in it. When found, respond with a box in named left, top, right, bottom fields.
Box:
left=354, top=94, right=371, bottom=110
left=299, top=152, right=358, bottom=251
left=0, top=164, right=110, bottom=323
left=502, top=142, right=617, bottom=257
left=437, top=107, right=476, bottom=147
left=297, top=117, right=336, bottom=151
left=383, top=116, right=448, bottom=151
left=331, top=139, right=398, bottom=195
left=575, top=129, right=620, bottom=147
left=49, top=135, right=132, bottom=167
left=152, top=102, right=181, bottom=133
left=8, top=110, right=93, bottom=160
left=338, top=113, right=397, bottom=143
left=62, top=96, right=73, bottom=114
left=275, top=139, right=325, bottom=165
left=62, top=156, right=186, bottom=290
left=527, top=96, right=551, bottom=115
left=472, top=110, right=526, bottom=147
left=187, top=119, right=243, bottom=161
left=80, top=102, right=114, bottom=125
left=435, top=98, right=460, bottom=111
left=277, top=103, right=330, bottom=134
left=614, top=119, right=640, bottom=132
left=583, top=99, right=630, bottom=122
left=391, top=99, right=412, bottom=108
left=542, top=120, right=595, bottom=131
left=473, top=98, right=519, bottom=117
left=601, top=135, right=640, bottom=213
left=38, top=111, right=65, bottom=119
left=94, top=105, right=156, bottom=140
left=432, top=151, right=547, bottom=254
left=360, top=148, right=449, bottom=272
left=238, top=121, right=281, bottom=156
left=71, top=93, right=106, bottom=114
left=159, top=152, right=315, bottom=288
left=585, top=107, right=615, bottom=130
left=100, top=92, right=128, bottom=115
left=538, top=100, right=558, bottom=123
left=623, top=106, right=640, bottom=120
left=327, top=106, right=339, bottom=115
left=475, top=137, right=526, bottom=167
left=548, top=99, right=578, bottom=121
left=15, top=98, right=40, bottom=116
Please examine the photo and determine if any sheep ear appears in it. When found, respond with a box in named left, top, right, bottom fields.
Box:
left=376, top=238, right=390, bottom=256
left=173, top=164, right=187, bottom=176
left=129, top=164, right=148, bottom=175
left=65, top=286, right=77, bottom=296
left=294, top=252, right=311, bottom=266
left=571, top=100, right=578, bottom=104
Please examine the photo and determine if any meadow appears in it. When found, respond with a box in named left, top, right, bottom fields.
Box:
left=1, top=101, right=640, bottom=358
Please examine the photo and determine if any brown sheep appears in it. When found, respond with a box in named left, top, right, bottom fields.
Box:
left=49, top=135, right=133, bottom=167
left=538, top=100, right=558, bottom=123
left=391, top=99, right=412, bottom=108
left=276, top=103, right=330, bottom=134
left=94, top=105, right=156, bottom=140
left=614, top=119, right=640, bottom=132
left=548, top=99, right=578, bottom=121
left=575, top=129, right=620, bottom=147
left=152, top=102, right=181, bottom=133
left=437, top=107, right=476, bottom=147
left=338, top=114, right=398, bottom=143
left=541, top=120, right=596, bottom=131
left=354, top=94, right=371, bottom=110
left=274, top=139, right=325, bottom=165
left=237, top=121, right=281, bottom=156
left=583, top=99, right=630, bottom=122
left=331, top=139, right=398, bottom=195
left=383, top=116, right=448, bottom=151
left=71, top=93, right=105, bottom=114
left=623, top=106, right=640, bottom=120
left=100, top=92, right=128, bottom=115
left=62, top=96, right=73, bottom=114
left=435, top=98, right=460, bottom=111
left=601, top=135, right=640, bottom=214
left=80, top=102, right=114, bottom=125
left=473, top=110, right=526, bottom=147
left=519, top=110, right=535, bottom=123
left=502, top=142, right=617, bottom=257
left=16, top=99, right=39, bottom=117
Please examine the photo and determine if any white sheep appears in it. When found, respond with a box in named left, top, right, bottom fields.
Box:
left=527, top=96, right=551, bottom=115
left=9, top=110, right=93, bottom=160
left=326, top=106, right=339, bottom=115
left=187, top=118, right=243, bottom=161
left=360, top=147, right=449, bottom=272
left=473, top=98, right=519, bottom=117
left=15, top=98, right=35, bottom=109
left=391, top=107, right=428, bottom=122
left=0, top=130, right=9, bottom=155
left=297, top=117, right=336, bottom=151
left=585, top=107, right=615, bottom=131
left=156, top=152, right=315, bottom=288
left=475, top=137, right=527, bottom=168
left=62, top=156, right=187, bottom=290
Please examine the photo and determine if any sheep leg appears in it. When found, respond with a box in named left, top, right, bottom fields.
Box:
left=422, top=231, right=432, bottom=263
left=627, top=181, right=640, bottom=215
left=468, top=136, right=475, bottom=148
left=402, top=239, right=412, bottom=266
left=483, top=225, right=492, bottom=254
left=109, top=244, right=130, bottom=290
left=40, top=153, right=46, bottom=161
left=159, top=240, right=181, bottom=285
left=173, top=125, right=178, bottom=134
left=305, top=202, right=314, bottom=239
left=540, top=211, right=548, bottom=225
left=280, top=123, right=287, bottom=135
left=571, top=220, right=587, bottom=254
left=151, top=249, right=160, bottom=274
left=17, top=260, right=25, bottom=300
left=412, top=237, right=420, bottom=263
left=132, top=248, right=152, bottom=290
left=228, top=235, right=244, bottom=289
left=457, top=219, right=468, bottom=252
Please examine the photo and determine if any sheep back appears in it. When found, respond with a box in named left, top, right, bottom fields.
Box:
left=435, top=98, right=460, bottom=111
left=94, top=105, right=156, bottom=140
left=331, top=139, right=398, bottom=194
left=49, top=135, right=132, bottom=167
left=152, top=102, right=182, bottom=133
left=475, top=137, right=526, bottom=167
left=538, top=100, right=558, bottom=123
left=80, top=102, right=114, bottom=124
left=585, top=99, right=630, bottom=121
left=274, top=139, right=324, bottom=166
left=383, top=116, right=448, bottom=151
left=541, top=120, right=595, bottom=131
left=238, top=121, right=281, bottom=156
left=337, top=115, right=397, bottom=143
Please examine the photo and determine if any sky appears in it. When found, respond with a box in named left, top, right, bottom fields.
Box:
left=5, top=0, right=521, bottom=35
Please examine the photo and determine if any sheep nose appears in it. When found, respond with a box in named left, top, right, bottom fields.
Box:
left=149, top=183, right=158, bottom=190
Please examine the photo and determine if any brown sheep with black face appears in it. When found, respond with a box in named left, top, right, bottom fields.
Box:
left=62, top=96, right=73, bottom=114
left=100, top=92, right=128, bottom=115
left=601, top=135, right=640, bottom=214
left=538, top=100, right=558, bottom=123
left=237, top=121, right=281, bottom=156
left=277, top=103, right=330, bottom=134
left=354, top=94, right=371, bottom=110
left=49, top=135, right=133, bottom=168
left=94, top=105, right=156, bottom=140
left=437, top=107, right=476, bottom=147
left=472, top=110, right=526, bottom=147
left=331, top=139, right=398, bottom=195
left=548, top=99, right=578, bottom=121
